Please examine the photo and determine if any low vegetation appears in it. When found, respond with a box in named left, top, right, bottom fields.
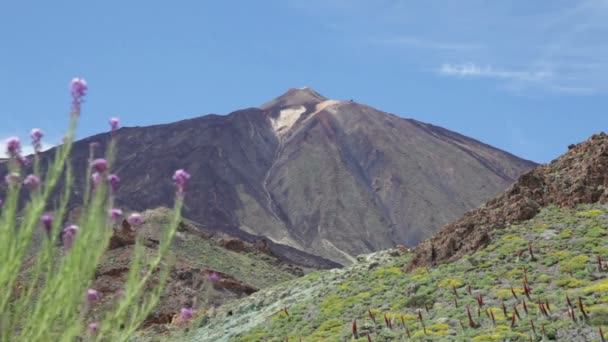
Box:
left=182, top=204, right=608, bottom=341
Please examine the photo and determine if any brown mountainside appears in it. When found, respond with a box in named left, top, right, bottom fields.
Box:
left=6, top=88, right=536, bottom=265
left=409, top=132, right=608, bottom=269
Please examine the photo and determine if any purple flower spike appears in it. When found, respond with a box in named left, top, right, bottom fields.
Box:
left=91, top=172, right=101, bottom=189
left=70, top=77, right=88, bottom=115
left=30, top=128, right=44, bottom=152
left=5, top=173, right=21, bottom=186
left=109, top=117, right=120, bottom=132
left=0, top=199, right=3, bottom=207
left=109, top=208, right=122, bottom=222
left=107, top=174, right=120, bottom=192
left=91, top=159, right=108, bottom=173
left=127, top=213, right=144, bottom=226
left=70, top=77, right=87, bottom=99
left=6, top=137, right=21, bottom=157
left=24, top=174, right=40, bottom=190
left=62, top=225, right=79, bottom=250
left=180, top=307, right=193, bottom=320
left=88, top=322, right=99, bottom=334
left=173, top=169, right=191, bottom=196
left=41, top=214, right=53, bottom=235
left=210, top=272, right=220, bottom=282
left=86, top=289, right=101, bottom=302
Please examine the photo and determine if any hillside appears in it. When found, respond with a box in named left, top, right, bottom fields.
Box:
left=409, top=132, right=608, bottom=269
left=169, top=204, right=608, bottom=341
left=6, top=88, right=535, bottom=265
left=19, top=207, right=311, bottom=330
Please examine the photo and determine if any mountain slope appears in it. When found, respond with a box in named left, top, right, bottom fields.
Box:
left=7, top=88, right=535, bottom=264
left=409, top=132, right=608, bottom=269
left=264, top=97, right=534, bottom=261
left=177, top=204, right=608, bottom=341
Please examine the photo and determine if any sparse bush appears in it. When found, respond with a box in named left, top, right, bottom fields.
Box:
left=0, top=78, right=187, bottom=341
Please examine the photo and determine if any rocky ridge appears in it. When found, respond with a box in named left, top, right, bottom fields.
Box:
left=409, top=132, right=608, bottom=269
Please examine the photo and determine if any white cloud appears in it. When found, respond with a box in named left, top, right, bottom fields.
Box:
left=438, top=63, right=553, bottom=82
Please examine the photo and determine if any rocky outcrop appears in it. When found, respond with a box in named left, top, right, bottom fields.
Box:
left=408, top=132, right=608, bottom=270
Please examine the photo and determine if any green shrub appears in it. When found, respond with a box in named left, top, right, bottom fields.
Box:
left=0, top=78, right=185, bottom=341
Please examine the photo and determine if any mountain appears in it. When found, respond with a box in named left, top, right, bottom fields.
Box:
left=169, top=133, right=608, bottom=342
left=409, top=132, right=608, bottom=269
left=8, top=87, right=535, bottom=265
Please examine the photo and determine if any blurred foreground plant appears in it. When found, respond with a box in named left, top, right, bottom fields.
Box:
left=0, top=78, right=188, bottom=341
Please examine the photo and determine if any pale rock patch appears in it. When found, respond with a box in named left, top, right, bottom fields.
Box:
left=270, top=105, right=306, bottom=137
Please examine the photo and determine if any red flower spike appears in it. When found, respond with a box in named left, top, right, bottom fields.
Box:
left=511, top=286, right=518, bottom=300
left=352, top=319, right=358, bottom=338
left=466, top=306, right=477, bottom=328
left=513, top=305, right=521, bottom=320
left=531, top=319, right=536, bottom=336
left=476, top=294, right=483, bottom=307
left=600, top=326, right=606, bottom=342
left=367, top=332, right=372, bottom=342
left=579, top=296, right=589, bottom=320
left=368, top=309, right=376, bottom=324
left=511, top=313, right=516, bottom=328
left=522, top=300, right=528, bottom=315
left=528, top=243, right=535, bottom=260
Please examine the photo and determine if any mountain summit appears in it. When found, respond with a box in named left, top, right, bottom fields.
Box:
left=260, top=87, right=328, bottom=110
left=13, top=89, right=536, bottom=264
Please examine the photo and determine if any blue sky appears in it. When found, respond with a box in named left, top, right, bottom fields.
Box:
left=1, top=1, right=607, bottom=162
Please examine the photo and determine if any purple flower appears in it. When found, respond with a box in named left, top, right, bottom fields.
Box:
left=127, top=213, right=144, bottom=226
left=5, top=173, right=21, bottom=186
left=0, top=199, right=3, bottom=207
left=91, top=172, right=101, bottom=189
left=30, top=128, right=44, bottom=152
left=41, top=214, right=53, bottom=235
left=109, top=117, right=120, bottom=132
left=5, top=137, right=21, bottom=157
left=107, top=174, right=120, bottom=192
left=173, top=169, right=191, bottom=195
left=17, top=156, right=31, bottom=168
left=180, top=307, right=193, bottom=320
left=91, top=159, right=108, bottom=173
left=109, top=208, right=122, bottom=222
left=210, top=272, right=220, bottom=282
left=24, top=174, right=40, bottom=190
left=70, top=78, right=88, bottom=98
left=86, top=289, right=101, bottom=302
left=70, top=77, right=88, bottom=115
left=62, top=225, right=79, bottom=250
left=88, top=322, right=99, bottom=334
